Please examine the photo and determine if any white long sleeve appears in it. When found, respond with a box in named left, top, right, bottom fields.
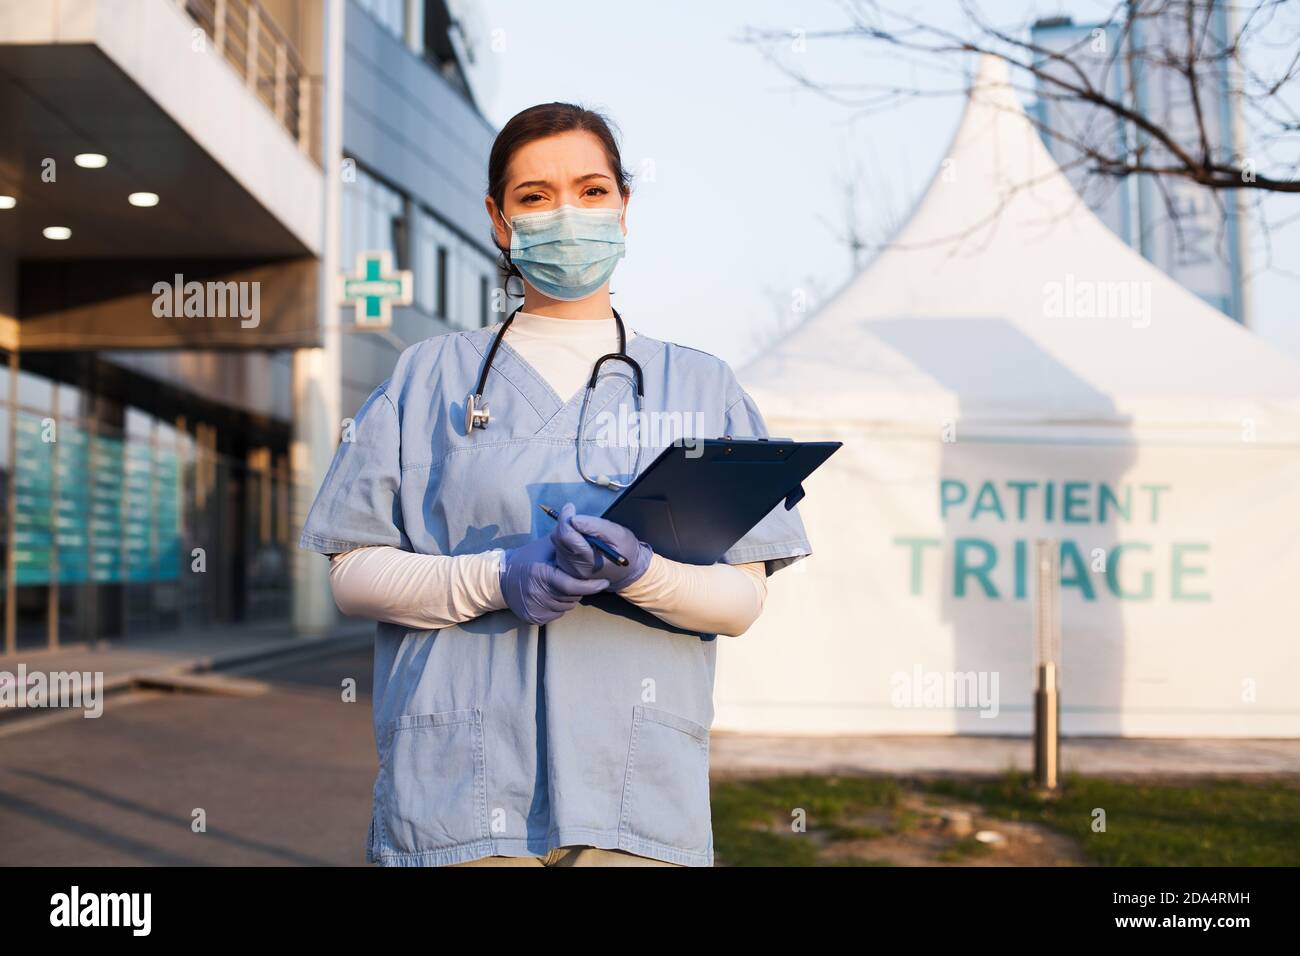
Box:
left=330, top=543, right=768, bottom=636
left=616, top=554, right=769, bottom=637
left=329, top=546, right=507, bottom=629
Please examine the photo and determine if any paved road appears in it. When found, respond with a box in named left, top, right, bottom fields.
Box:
left=0, top=647, right=376, bottom=866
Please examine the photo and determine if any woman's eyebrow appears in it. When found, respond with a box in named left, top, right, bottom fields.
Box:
left=512, top=172, right=612, bottom=191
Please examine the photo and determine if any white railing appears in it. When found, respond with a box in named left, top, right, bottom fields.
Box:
left=177, top=0, right=322, bottom=165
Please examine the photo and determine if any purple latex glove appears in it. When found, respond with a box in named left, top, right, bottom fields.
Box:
left=550, top=502, right=653, bottom=592
left=499, top=534, right=610, bottom=625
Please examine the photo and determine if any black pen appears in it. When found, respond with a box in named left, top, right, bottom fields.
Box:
left=538, top=503, right=629, bottom=566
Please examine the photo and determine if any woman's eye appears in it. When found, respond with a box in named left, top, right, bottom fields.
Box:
left=584, top=186, right=608, bottom=197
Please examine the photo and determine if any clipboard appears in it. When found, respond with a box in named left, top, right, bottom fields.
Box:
left=577, top=436, right=842, bottom=635
left=602, top=436, right=842, bottom=563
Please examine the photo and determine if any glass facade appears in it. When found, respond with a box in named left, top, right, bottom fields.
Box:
left=0, top=356, right=294, bottom=653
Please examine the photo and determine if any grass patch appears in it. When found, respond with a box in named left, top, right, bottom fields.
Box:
left=922, top=771, right=1300, bottom=866
left=711, top=771, right=1300, bottom=866
left=710, top=773, right=905, bottom=867
left=937, top=836, right=995, bottom=862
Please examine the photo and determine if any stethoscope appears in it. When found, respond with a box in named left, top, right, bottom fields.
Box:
left=465, top=303, right=646, bottom=489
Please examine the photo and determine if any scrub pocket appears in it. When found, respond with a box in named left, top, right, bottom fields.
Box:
left=618, top=704, right=712, bottom=854
left=379, top=708, right=488, bottom=855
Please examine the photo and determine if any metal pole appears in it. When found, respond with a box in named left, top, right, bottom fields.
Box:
left=275, top=42, right=288, bottom=124
left=213, top=0, right=227, bottom=58
left=246, top=5, right=260, bottom=93
left=297, top=74, right=311, bottom=156
left=1032, top=538, right=1060, bottom=791
left=1224, top=0, right=1252, bottom=329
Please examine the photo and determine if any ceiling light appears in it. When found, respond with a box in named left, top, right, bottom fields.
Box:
left=0, top=196, right=15, bottom=209
left=74, top=153, right=107, bottom=168
left=43, top=226, right=71, bottom=240
left=128, top=191, right=159, bottom=207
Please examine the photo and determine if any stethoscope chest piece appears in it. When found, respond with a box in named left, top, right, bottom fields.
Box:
left=465, top=393, right=490, bottom=432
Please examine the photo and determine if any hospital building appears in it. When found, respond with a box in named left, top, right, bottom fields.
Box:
left=0, top=0, right=500, bottom=652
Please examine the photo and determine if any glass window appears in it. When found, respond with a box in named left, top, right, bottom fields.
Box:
left=17, top=370, right=52, bottom=413
left=413, top=206, right=437, bottom=315
left=125, top=406, right=154, bottom=440
left=155, top=420, right=180, bottom=450
left=340, top=172, right=356, bottom=268
left=56, top=383, right=81, bottom=417
left=341, top=164, right=405, bottom=277
left=358, top=0, right=404, bottom=42
left=454, top=244, right=492, bottom=332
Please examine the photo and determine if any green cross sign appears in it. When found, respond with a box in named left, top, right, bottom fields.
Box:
left=341, top=251, right=413, bottom=328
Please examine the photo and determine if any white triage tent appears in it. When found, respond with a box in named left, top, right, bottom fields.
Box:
left=717, top=56, right=1300, bottom=739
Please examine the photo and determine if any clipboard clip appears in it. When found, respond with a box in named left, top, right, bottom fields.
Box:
left=717, top=435, right=803, bottom=509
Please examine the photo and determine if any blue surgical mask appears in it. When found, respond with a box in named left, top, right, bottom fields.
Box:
left=506, top=203, right=626, bottom=301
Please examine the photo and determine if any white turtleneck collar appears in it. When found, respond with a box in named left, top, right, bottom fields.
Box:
left=507, top=309, right=636, bottom=341
left=491, top=309, right=637, bottom=402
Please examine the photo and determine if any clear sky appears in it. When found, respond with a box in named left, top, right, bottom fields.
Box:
left=473, top=0, right=1300, bottom=367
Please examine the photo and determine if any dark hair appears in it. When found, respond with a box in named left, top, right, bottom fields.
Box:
left=486, top=102, right=632, bottom=290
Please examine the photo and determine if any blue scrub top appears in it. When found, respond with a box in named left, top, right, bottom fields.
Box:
left=299, top=321, right=812, bottom=866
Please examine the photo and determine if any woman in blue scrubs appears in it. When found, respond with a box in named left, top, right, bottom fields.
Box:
left=300, top=103, right=812, bottom=867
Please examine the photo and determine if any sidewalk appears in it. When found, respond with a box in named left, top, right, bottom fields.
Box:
left=709, top=732, right=1300, bottom=779
left=0, top=619, right=373, bottom=721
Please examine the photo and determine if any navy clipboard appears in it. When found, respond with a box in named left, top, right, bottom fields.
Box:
left=578, top=436, right=842, bottom=636
left=603, top=436, right=842, bottom=564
